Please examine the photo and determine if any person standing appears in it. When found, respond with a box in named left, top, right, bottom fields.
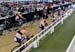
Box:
left=14, top=27, right=28, bottom=46
left=40, top=18, right=48, bottom=30
left=15, top=12, right=25, bottom=25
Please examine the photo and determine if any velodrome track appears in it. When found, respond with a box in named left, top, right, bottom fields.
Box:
left=31, top=11, right=75, bottom=52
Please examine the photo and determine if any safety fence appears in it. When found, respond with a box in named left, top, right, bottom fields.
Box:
left=13, top=8, right=74, bottom=52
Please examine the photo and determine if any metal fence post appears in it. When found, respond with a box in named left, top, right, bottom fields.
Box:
left=50, top=26, right=54, bottom=34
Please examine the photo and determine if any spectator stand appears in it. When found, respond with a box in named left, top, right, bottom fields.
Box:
left=0, top=2, right=72, bottom=35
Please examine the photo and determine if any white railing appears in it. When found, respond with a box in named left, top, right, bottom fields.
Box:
left=66, top=36, right=75, bottom=52
left=13, top=8, right=74, bottom=52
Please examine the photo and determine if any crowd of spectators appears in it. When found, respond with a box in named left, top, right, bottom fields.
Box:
left=0, top=0, right=73, bottom=50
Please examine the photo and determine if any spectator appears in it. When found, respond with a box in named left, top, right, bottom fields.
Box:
left=20, top=27, right=28, bottom=39
left=40, top=18, right=48, bottom=30
left=51, top=13, right=56, bottom=22
left=15, top=12, right=25, bottom=25
left=33, top=14, right=39, bottom=21
left=48, top=2, right=51, bottom=10
left=14, top=27, right=28, bottom=46
left=14, top=30, right=25, bottom=46
left=43, top=12, right=48, bottom=19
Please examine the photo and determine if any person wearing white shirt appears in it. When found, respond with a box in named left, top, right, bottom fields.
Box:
left=15, top=13, right=25, bottom=25
left=14, top=30, right=26, bottom=46
left=40, top=18, right=48, bottom=30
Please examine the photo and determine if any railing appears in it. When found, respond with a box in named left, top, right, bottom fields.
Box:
left=13, top=8, right=74, bottom=52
